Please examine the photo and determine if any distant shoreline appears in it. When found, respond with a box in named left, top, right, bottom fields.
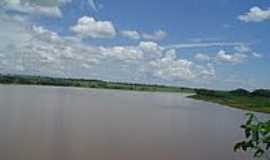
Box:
left=189, top=89, right=270, bottom=113
left=0, top=74, right=194, bottom=94
left=0, top=84, right=195, bottom=97
left=1, top=74, right=269, bottom=113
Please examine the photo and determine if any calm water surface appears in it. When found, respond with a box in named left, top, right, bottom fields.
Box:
left=0, top=85, right=269, bottom=160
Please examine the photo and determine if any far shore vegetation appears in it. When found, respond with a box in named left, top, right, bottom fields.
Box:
left=1, top=74, right=269, bottom=113
left=0, top=74, right=194, bottom=93
left=190, top=89, right=270, bottom=113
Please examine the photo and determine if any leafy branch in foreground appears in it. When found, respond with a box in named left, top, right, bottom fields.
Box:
left=234, top=113, right=270, bottom=159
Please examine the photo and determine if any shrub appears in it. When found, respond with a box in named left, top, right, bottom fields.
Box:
left=234, top=113, right=270, bottom=159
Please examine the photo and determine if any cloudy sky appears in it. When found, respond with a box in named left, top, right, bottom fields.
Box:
left=0, top=0, right=269, bottom=90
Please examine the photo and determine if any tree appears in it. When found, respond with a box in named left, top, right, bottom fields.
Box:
left=234, top=113, right=270, bottom=159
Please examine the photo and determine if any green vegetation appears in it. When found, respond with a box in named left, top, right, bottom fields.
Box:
left=1, top=74, right=270, bottom=113
left=190, top=88, right=270, bottom=113
left=0, top=74, right=194, bottom=93
left=234, top=113, right=270, bottom=159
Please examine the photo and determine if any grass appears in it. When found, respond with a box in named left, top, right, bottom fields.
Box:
left=190, top=93, right=270, bottom=113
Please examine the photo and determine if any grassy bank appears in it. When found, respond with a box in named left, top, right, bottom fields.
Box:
left=190, top=89, right=270, bottom=113
left=0, top=74, right=194, bottom=93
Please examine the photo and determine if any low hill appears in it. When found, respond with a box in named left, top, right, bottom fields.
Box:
left=251, top=89, right=270, bottom=97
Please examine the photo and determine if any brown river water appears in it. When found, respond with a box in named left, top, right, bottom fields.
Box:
left=0, top=85, right=269, bottom=160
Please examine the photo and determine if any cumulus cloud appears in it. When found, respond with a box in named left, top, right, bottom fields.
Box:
left=99, top=46, right=143, bottom=62
left=0, top=15, right=103, bottom=76
left=139, top=41, right=163, bottom=59
left=2, top=1, right=267, bottom=88
left=194, top=53, right=211, bottom=61
left=145, top=49, right=215, bottom=81
left=192, top=45, right=259, bottom=64
left=142, top=30, right=167, bottom=41
left=0, top=14, right=32, bottom=49
left=120, top=29, right=167, bottom=41
left=1, top=0, right=64, bottom=17
left=99, top=41, right=215, bottom=81
left=0, top=14, right=215, bottom=83
left=146, top=51, right=195, bottom=81
left=121, top=30, right=141, bottom=40
left=216, top=50, right=248, bottom=64
left=0, top=11, right=216, bottom=85
left=70, top=16, right=116, bottom=38
left=238, top=6, right=270, bottom=22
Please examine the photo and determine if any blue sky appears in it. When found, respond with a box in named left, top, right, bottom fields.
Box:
left=0, top=0, right=269, bottom=90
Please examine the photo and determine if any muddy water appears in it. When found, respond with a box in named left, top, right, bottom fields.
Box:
left=0, top=85, right=267, bottom=160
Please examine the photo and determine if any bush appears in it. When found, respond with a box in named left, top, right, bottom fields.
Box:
left=252, top=90, right=270, bottom=98
left=234, top=113, right=270, bottom=159
left=230, top=88, right=250, bottom=96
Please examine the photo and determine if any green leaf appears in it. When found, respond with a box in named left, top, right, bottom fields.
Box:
left=266, top=143, right=270, bottom=150
left=234, top=113, right=270, bottom=159
left=234, top=142, right=244, bottom=152
left=246, top=113, right=254, bottom=125
left=254, top=148, right=264, bottom=158
left=245, top=128, right=251, bottom=138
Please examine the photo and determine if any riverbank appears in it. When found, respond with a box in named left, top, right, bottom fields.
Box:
left=1, top=74, right=270, bottom=113
left=0, top=74, right=194, bottom=94
left=189, top=89, right=270, bottom=113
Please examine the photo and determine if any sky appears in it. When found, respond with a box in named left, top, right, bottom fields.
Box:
left=0, top=0, right=269, bottom=90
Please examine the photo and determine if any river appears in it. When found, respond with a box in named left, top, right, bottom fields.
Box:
left=0, top=85, right=268, bottom=160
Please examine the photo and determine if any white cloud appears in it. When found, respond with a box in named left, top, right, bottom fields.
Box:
left=147, top=51, right=195, bottom=81
left=2, top=0, right=70, bottom=6
left=166, top=42, right=244, bottom=50
left=121, top=30, right=167, bottom=41
left=100, top=46, right=143, bottom=62
left=121, top=30, right=140, bottom=40
left=4, top=2, right=270, bottom=90
left=139, top=41, right=163, bottom=59
left=193, top=45, right=258, bottom=64
left=234, top=44, right=263, bottom=59
left=216, top=50, right=248, bottom=64
left=98, top=41, right=164, bottom=62
left=234, top=45, right=262, bottom=59
left=145, top=49, right=215, bottom=81
left=142, top=30, right=167, bottom=41
left=194, top=53, right=211, bottom=61
left=234, top=45, right=251, bottom=53
left=252, top=52, right=262, bottom=58
left=1, top=0, right=63, bottom=17
left=0, top=15, right=103, bottom=76
left=0, top=15, right=215, bottom=83
left=238, top=6, right=270, bottom=22
left=32, top=25, right=61, bottom=42
left=59, top=0, right=72, bottom=3
left=70, top=16, right=116, bottom=38
left=197, top=63, right=216, bottom=80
